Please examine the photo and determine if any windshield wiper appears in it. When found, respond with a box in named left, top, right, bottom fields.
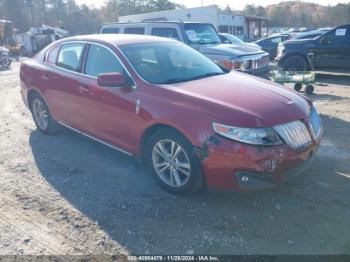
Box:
left=190, top=72, right=226, bottom=81
left=162, top=72, right=225, bottom=84
left=162, top=78, right=188, bottom=84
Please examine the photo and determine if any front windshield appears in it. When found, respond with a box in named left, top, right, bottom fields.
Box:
left=120, top=42, right=225, bottom=85
left=225, top=34, right=244, bottom=44
left=184, top=24, right=221, bottom=45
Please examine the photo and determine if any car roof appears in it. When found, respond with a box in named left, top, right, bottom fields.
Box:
left=100, top=21, right=211, bottom=26
left=57, top=34, right=178, bottom=46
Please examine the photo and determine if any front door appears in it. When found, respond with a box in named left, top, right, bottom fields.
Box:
left=311, top=25, right=350, bottom=70
left=76, top=43, right=138, bottom=154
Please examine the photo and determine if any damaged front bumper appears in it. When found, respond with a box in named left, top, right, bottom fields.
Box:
left=200, top=135, right=321, bottom=191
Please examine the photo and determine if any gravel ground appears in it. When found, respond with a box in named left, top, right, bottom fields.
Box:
left=0, top=62, right=350, bottom=256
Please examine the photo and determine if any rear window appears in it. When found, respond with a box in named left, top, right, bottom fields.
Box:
left=124, top=27, right=145, bottom=35
left=151, top=28, right=179, bottom=40
left=101, top=27, right=120, bottom=34
left=56, top=43, right=84, bottom=72
left=46, top=45, right=60, bottom=64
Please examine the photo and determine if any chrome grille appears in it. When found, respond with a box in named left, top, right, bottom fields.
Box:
left=274, top=120, right=312, bottom=149
left=251, top=55, right=270, bottom=70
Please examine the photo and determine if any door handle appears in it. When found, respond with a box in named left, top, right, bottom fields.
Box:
left=78, top=85, right=90, bottom=94
left=41, top=74, right=49, bottom=81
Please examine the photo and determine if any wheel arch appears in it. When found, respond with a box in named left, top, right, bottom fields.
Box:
left=281, top=52, right=310, bottom=69
left=27, top=89, right=46, bottom=110
left=27, top=89, right=41, bottom=108
left=27, top=89, right=54, bottom=117
left=139, top=122, right=207, bottom=192
left=138, top=123, right=195, bottom=160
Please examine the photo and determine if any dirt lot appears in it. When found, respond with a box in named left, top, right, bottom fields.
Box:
left=0, top=62, right=350, bottom=256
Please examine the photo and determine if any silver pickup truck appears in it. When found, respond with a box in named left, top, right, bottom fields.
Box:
left=99, top=22, right=270, bottom=76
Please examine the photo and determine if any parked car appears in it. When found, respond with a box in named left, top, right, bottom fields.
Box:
left=99, top=22, right=270, bottom=76
left=291, top=29, right=330, bottom=40
left=0, top=46, right=11, bottom=69
left=277, top=24, right=350, bottom=71
left=219, top=33, right=261, bottom=49
left=255, top=34, right=291, bottom=59
left=20, top=34, right=323, bottom=194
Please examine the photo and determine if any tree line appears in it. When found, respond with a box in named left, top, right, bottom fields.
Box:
left=0, top=0, right=183, bottom=35
left=242, top=1, right=349, bottom=28
left=0, top=0, right=349, bottom=35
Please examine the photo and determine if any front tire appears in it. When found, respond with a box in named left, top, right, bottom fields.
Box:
left=29, top=94, right=59, bottom=134
left=145, top=129, right=204, bottom=194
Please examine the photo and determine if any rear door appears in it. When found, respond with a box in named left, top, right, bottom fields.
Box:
left=44, top=42, right=86, bottom=128
left=311, top=25, right=350, bottom=69
left=76, top=43, right=138, bottom=153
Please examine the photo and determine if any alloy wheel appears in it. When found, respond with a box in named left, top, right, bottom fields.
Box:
left=32, top=98, right=49, bottom=130
left=152, top=139, right=191, bottom=188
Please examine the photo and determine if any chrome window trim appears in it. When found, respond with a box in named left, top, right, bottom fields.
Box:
left=59, top=121, right=133, bottom=156
left=44, top=40, right=137, bottom=89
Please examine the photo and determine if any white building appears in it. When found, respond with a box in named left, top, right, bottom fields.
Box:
left=118, top=5, right=269, bottom=40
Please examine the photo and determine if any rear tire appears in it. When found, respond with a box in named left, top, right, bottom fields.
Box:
left=283, top=55, right=308, bottom=71
left=145, top=128, right=204, bottom=195
left=29, top=93, right=60, bottom=134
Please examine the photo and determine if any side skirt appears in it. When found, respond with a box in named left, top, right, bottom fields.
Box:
left=58, top=121, right=133, bottom=157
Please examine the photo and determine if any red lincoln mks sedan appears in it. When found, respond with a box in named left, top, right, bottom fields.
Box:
left=20, top=34, right=323, bottom=194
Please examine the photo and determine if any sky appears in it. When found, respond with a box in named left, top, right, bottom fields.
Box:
left=77, top=0, right=349, bottom=10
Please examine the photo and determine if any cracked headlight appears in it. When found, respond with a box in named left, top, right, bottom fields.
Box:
left=213, top=123, right=283, bottom=146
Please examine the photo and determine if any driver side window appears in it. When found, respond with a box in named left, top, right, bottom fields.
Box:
left=85, top=44, right=124, bottom=77
left=324, top=27, right=349, bottom=44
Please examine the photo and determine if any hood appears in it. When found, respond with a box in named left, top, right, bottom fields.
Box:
left=197, top=43, right=265, bottom=57
left=245, top=42, right=262, bottom=49
left=163, top=72, right=311, bottom=128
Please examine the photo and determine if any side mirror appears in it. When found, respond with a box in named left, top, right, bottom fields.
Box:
left=223, top=40, right=231, bottom=44
left=97, top=72, right=128, bottom=88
